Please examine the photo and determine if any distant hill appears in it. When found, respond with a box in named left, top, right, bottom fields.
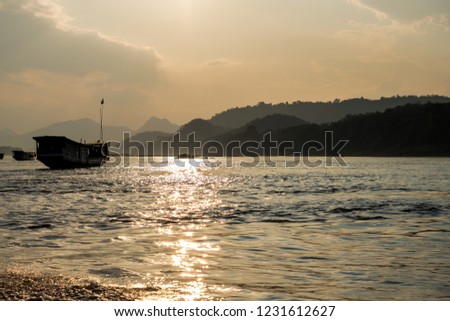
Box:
left=0, top=128, right=16, bottom=137
left=137, top=116, right=179, bottom=133
left=209, top=95, right=450, bottom=129
left=210, top=114, right=308, bottom=144
left=272, top=102, right=450, bottom=156
left=1, top=118, right=132, bottom=149
left=126, top=131, right=172, bottom=143
left=27, top=118, right=131, bottom=142
left=178, top=118, right=227, bottom=140
left=111, top=114, right=307, bottom=155
left=245, top=114, right=307, bottom=132
left=119, top=118, right=228, bottom=156
left=121, top=130, right=172, bottom=155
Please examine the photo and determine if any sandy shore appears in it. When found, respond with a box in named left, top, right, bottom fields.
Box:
left=0, top=267, right=158, bottom=301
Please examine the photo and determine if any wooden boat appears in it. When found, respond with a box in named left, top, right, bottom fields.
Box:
left=33, top=136, right=109, bottom=169
left=12, top=150, right=36, bottom=161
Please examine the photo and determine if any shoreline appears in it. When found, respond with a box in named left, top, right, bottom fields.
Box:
left=0, top=267, right=157, bottom=301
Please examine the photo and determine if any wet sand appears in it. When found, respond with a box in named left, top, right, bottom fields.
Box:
left=0, top=268, right=158, bottom=301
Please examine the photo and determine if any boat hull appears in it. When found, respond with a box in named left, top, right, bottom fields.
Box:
left=33, top=136, right=109, bottom=169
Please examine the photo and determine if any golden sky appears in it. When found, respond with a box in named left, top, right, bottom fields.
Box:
left=1, top=0, right=449, bottom=133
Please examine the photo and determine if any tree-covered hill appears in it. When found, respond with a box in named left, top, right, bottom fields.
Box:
left=209, top=95, right=450, bottom=129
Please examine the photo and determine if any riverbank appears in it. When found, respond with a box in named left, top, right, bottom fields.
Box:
left=0, top=267, right=157, bottom=301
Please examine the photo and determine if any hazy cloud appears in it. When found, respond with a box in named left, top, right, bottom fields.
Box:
left=20, top=0, right=74, bottom=30
left=343, top=0, right=450, bottom=39
left=200, top=59, right=241, bottom=68
left=344, top=0, right=390, bottom=21
left=362, top=0, right=450, bottom=22
left=0, top=0, right=163, bottom=84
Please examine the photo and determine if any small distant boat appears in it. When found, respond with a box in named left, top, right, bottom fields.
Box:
left=33, top=136, right=109, bottom=169
left=12, top=150, right=36, bottom=161
left=0, top=153, right=4, bottom=160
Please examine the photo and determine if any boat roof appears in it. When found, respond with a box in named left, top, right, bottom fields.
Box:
left=33, top=136, right=108, bottom=145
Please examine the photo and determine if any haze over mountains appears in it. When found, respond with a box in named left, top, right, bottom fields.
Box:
left=1, top=95, right=450, bottom=154
left=0, top=117, right=178, bottom=150
left=0, top=119, right=132, bottom=150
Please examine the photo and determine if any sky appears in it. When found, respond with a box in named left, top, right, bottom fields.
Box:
left=1, top=0, right=449, bottom=133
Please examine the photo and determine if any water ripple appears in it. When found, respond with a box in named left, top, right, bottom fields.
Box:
left=0, top=157, right=449, bottom=300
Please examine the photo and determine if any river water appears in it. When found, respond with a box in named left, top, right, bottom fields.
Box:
left=0, top=156, right=449, bottom=300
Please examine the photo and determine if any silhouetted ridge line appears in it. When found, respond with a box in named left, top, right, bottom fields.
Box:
left=120, top=102, right=450, bottom=157
left=209, top=95, right=450, bottom=129
left=272, top=102, right=450, bottom=156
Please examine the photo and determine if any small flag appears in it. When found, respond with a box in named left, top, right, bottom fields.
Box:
left=101, top=98, right=104, bottom=105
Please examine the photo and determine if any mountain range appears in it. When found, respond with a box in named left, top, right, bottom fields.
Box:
left=123, top=102, right=450, bottom=157
left=120, top=114, right=306, bottom=156
left=1, top=95, right=450, bottom=154
left=209, top=95, right=450, bottom=129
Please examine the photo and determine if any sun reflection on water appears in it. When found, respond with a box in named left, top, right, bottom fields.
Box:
left=135, top=162, right=227, bottom=300
left=154, top=233, right=221, bottom=300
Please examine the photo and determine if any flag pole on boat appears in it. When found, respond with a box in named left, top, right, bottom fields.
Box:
left=100, top=98, right=104, bottom=141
